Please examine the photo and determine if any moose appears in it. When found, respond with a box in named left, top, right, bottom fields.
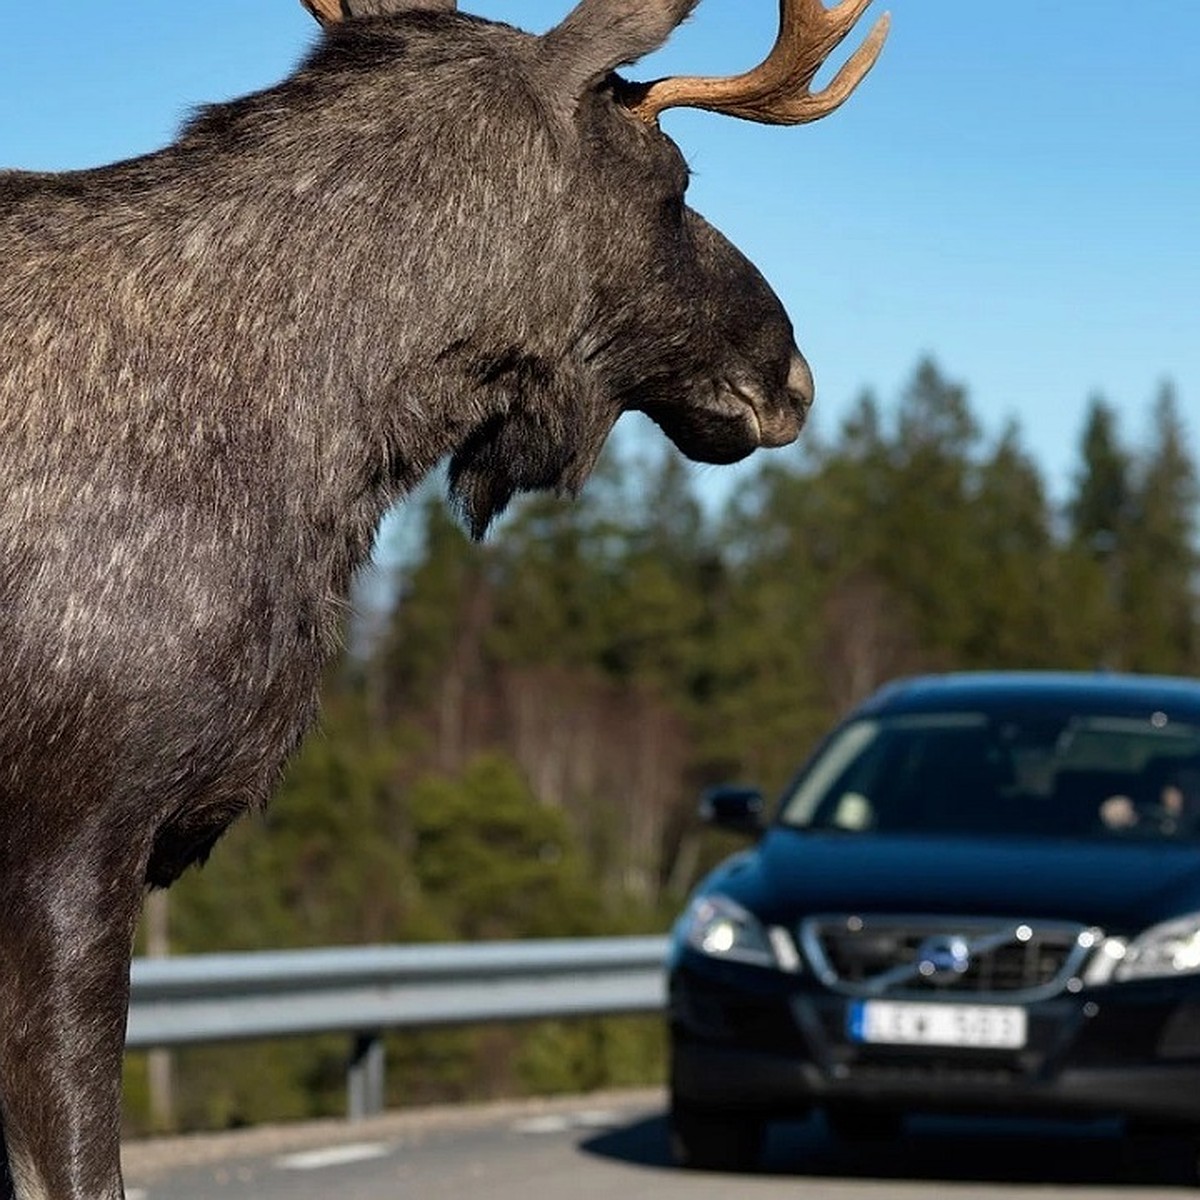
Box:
left=0, top=0, right=887, bottom=1195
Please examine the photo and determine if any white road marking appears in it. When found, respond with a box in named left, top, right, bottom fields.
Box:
left=513, top=1115, right=572, bottom=1135
left=274, top=1142, right=393, bottom=1171
left=572, top=1109, right=620, bottom=1129
left=513, top=1109, right=621, bottom=1135
left=127, top=1190, right=148, bottom=1200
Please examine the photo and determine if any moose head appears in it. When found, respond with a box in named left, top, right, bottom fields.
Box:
left=291, top=0, right=889, bottom=534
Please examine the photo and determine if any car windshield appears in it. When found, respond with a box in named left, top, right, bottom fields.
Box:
left=779, top=711, right=1200, bottom=843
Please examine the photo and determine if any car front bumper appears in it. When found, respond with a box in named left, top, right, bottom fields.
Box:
left=670, top=954, right=1200, bottom=1125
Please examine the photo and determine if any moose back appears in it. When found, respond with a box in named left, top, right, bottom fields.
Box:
left=0, top=1, right=887, bottom=1196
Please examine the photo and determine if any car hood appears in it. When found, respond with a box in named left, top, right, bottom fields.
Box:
left=708, top=829, right=1200, bottom=935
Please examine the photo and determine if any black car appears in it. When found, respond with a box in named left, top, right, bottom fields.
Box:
left=668, top=671, right=1200, bottom=1172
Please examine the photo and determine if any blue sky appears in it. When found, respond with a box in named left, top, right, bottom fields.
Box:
left=3, top=1, right=1197, bottom=511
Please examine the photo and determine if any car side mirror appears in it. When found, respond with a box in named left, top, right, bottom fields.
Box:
left=699, top=785, right=767, bottom=837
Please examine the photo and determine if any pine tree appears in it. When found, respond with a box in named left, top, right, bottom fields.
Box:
left=1065, top=397, right=1132, bottom=667
left=870, top=357, right=985, bottom=666
left=1068, top=396, right=1132, bottom=547
left=963, top=423, right=1060, bottom=668
left=1122, top=383, right=1200, bottom=672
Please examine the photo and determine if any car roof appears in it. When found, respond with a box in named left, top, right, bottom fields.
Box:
left=856, top=671, right=1200, bottom=723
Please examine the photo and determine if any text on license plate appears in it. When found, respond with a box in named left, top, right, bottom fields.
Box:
left=848, top=1001, right=1028, bottom=1049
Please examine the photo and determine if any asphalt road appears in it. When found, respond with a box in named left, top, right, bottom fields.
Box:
left=121, top=1089, right=1200, bottom=1199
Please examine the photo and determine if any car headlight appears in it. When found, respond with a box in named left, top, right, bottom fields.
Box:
left=677, top=894, right=799, bottom=971
left=1115, top=913, right=1200, bottom=982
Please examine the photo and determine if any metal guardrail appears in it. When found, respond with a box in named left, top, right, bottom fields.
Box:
left=127, top=936, right=671, bottom=1118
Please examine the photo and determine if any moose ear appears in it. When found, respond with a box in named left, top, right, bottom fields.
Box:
left=539, top=0, right=700, bottom=94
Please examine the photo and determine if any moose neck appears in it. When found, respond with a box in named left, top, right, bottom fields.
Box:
left=119, top=103, right=590, bottom=568
left=152, top=35, right=608, bottom=553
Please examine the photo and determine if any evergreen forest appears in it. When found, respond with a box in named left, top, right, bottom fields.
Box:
left=124, top=358, right=1199, bottom=1133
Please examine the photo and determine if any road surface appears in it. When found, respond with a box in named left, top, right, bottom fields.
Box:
left=122, top=1089, right=1198, bottom=1199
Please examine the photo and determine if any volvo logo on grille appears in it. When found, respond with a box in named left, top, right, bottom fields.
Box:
left=802, top=916, right=1087, bottom=1000
left=916, top=935, right=972, bottom=980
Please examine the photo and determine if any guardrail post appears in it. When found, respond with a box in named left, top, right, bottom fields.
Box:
left=347, top=1031, right=386, bottom=1121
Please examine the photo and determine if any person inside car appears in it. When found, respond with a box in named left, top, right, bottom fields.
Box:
left=1099, top=761, right=1200, bottom=838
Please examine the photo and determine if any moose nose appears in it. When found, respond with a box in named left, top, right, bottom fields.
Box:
left=787, top=349, right=815, bottom=416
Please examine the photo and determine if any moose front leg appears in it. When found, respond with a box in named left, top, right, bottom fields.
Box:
left=0, top=854, right=143, bottom=1200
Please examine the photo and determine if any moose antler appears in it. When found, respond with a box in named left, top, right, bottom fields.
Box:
left=620, top=0, right=890, bottom=126
left=301, top=0, right=345, bottom=24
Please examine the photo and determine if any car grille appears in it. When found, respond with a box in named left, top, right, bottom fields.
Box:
left=800, top=915, right=1094, bottom=1002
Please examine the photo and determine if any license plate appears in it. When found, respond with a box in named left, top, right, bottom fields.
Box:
left=848, top=1000, right=1028, bottom=1049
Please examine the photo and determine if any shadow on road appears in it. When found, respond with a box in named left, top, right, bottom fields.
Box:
left=579, top=1110, right=1200, bottom=1189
